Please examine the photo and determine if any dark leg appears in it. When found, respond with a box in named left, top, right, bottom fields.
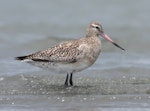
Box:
left=64, top=73, right=74, bottom=86
left=64, top=74, right=69, bottom=86
left=69, top=73, right=73, bottom=86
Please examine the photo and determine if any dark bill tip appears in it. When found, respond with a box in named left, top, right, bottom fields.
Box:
left=112, top=42, right=125, bottom=51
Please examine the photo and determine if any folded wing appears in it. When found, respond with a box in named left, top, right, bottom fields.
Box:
left=16, top=40, right=84, bottom=63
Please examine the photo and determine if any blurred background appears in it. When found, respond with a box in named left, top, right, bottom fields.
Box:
left=0, top=0, right=150, bottom=111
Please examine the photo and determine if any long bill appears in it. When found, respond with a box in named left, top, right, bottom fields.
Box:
left=101, top=33, right=125, bottom=51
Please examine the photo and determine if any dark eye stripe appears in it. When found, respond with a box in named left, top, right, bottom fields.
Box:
left=91, top=24, right=103, bottom=32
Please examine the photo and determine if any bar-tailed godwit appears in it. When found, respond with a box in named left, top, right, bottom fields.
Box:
left=16, top=21, right=125, bottom=86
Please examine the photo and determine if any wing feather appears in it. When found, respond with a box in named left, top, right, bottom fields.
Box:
left=24, top=40, right=85, bottom=63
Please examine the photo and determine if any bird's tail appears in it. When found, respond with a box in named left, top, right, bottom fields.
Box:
left=15, top=56, right=28, bottom=60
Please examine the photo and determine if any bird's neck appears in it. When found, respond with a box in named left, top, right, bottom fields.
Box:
left=86, top=34, right=99, bottom=38
left=85, top=30, right=99, bottom=38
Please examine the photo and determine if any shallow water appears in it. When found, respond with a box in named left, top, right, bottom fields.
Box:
left=0, top=0, right=150, bottom=111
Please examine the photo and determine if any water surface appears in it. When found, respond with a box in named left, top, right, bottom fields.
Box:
left=0, top=0, right=150, bottom=111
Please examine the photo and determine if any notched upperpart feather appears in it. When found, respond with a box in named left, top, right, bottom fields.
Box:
left=15, top=38, right=89, bottom=63
left=27, top=40, right=83, bottom=62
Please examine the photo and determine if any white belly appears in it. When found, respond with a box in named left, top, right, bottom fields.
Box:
left=26, top=58, right=92, bottom=74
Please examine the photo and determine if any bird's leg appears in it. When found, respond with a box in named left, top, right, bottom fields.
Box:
left=69, top=73, right=73, bottom=86
left=64, top=73, right=73, bottom=86
left=64, top=74, right=69, bottom=86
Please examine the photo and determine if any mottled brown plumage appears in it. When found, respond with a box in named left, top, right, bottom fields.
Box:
left=16, top=21, right=124, bottom=86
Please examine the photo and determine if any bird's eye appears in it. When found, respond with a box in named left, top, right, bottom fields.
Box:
left=95, top=26, right=100, bottom=30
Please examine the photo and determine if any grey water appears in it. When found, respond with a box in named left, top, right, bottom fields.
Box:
left=0, top=0, right=150, bottom=111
